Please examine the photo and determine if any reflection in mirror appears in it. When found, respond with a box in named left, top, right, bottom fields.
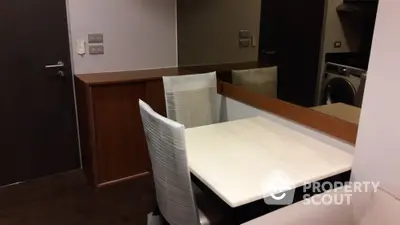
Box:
left=232, top=67, right=278, bottom=98
left=177, top=0, right=378, bottom=128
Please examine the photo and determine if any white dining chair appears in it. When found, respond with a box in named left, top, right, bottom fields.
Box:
left=162, top=72, right=220, bottom=128
left=232, top=67, right=278, bottom=98
left=243, top=185, right=400, bottom=225
left=139, top=99, right=226, bottom=225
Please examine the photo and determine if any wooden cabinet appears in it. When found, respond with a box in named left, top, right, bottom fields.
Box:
left=75, top=69, right=176, bottom=187
left=91, top=84, right=149, bottom=185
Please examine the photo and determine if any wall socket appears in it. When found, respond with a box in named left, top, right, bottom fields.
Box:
left=334, top=41, right=342, bottom=48
left=239, top=39, right=250, bottom=48
left=89, top=45, right=104, bottom=55
left=88, top=33, right=104, bottom=44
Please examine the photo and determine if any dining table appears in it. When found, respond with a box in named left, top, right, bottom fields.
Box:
left=185, top=117, right=353, bottom=224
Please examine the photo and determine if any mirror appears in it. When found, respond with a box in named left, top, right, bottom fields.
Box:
left=177, top=0, right=378, bottom=128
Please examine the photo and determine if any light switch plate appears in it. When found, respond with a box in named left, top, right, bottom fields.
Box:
left=89, top=45, right=104, bottom=55
left=239, top=39, right=250, bottom=48
left=88, top=33, right=104, bottom=44
left=239, top=30, right=251, bottom=39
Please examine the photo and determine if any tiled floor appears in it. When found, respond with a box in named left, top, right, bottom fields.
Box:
left=0, top=170, right=155, bottom=225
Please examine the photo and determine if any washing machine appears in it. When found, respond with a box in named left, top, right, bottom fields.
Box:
left=320, top=62, right=366, bottom=106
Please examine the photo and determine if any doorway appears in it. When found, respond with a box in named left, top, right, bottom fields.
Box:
left=0, top=0, right=80, bottom=186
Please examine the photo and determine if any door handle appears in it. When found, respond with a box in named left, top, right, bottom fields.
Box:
left=45, top=61, right=64, bottom=69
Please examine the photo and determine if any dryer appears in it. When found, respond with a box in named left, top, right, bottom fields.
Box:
left=320, top=62, right=366, bottom=106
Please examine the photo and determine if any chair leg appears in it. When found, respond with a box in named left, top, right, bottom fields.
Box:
left=152, top=204, right=169, bottom=225
left=152, top=205, right=161, bottom=216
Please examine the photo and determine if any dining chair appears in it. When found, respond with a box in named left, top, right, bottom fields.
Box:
left=139, top=99, right=226, bottom=225
left=162, top=72, right=220, bottom=128
left=232, top=67, right=278, bottom=98
left=243, top=185, right=400, bottom=225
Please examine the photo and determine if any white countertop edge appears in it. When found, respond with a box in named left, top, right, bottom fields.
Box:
left=191, top=165, right=352, bottom=208
left=190, top=168, right=238, bottom=208
left=235, top=166, right=353, bottom=207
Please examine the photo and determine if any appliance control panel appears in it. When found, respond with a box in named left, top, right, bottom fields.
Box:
left=325, top=62, right=366, bottom=77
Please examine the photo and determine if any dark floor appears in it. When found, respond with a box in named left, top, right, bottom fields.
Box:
left=0, top=170, right=155, bottom=225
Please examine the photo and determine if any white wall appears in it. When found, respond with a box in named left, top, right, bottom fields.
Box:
left=67, top=0, right=178, bottom=74
left=352, top=1, right=400, bottom=199
left=323, top=0, right=351, bottom=53
left=177, top=0, right=261, bottom=66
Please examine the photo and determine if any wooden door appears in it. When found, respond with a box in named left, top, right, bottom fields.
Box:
left=0, top=0, right=80, bottom=185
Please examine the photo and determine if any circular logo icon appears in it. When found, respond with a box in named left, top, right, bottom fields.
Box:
left=262, top=170, right=296, bottom=205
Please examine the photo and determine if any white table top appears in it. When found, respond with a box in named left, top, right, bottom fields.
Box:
left=185, top=117, right=353, bottom=208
